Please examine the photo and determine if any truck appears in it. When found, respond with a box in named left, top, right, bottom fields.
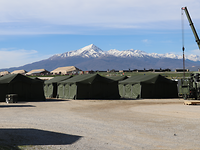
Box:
left=178, top=73, right=200, bottom=99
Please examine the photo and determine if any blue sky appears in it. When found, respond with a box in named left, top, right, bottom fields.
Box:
left=0, top=0, right=200, bottom=69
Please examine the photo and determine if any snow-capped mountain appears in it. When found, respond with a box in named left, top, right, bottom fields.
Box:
left=50, top=44, right=200, bottom=61
left=50, top=44, right=105, bottom=59
left=2, top=44, right=200, bottom=72
left=106, top=49, right=148, bottom=58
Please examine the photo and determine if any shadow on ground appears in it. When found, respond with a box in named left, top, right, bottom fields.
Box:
left=25, top=98, right=69, bottom=102
left=0, top=128, right=82, bottom=147
left=0, top=105, right=35, bottom=108
left=45, top=98, right=70, bottom=102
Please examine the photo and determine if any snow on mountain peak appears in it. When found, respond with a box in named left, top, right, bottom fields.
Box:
left=78, top=44, right=104, bottom=54
left=82, top=44, right=98, bottom=50
left=49, top=44, right=200, bottom=62
left=107, top=49, right=148, bottom=57
left=51, top=44, right=105, bottom=58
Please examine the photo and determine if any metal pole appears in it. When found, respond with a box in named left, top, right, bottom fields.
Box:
left=183, top=47, right=185, bottom=78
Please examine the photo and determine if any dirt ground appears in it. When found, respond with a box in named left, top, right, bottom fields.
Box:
left=0, top=98, right=200, bottom=150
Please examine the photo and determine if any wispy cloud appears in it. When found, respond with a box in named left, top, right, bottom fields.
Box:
left=188, top=49, right=200, bottom=55
left=0, top=0, right=199, bottom=34
left=142, top=39, right=150, bottom=43
left=0, top=48, right=49, bottom=68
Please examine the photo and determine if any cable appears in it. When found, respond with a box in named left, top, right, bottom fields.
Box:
left=181, top=8, right=185, bottom=78
left=182, top=9, right=185, bottom=50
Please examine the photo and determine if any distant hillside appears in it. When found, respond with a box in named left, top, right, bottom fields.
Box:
left=1, top=44, right=200, bottom=72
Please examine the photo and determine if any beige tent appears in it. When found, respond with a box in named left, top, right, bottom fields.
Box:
left=0, top=71, right=10, bottom=76
left=51, top=66, right=81, bottom=75
left=11, top=70, right=27, bottom=74
left=26, top=69, right=50, bottom=75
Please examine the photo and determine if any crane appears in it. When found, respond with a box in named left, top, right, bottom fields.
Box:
left=178, top=7, right=200, bottom=100
left=181, top=7, right=200, bottom=50
left=181, top=7, right=200, bottom=78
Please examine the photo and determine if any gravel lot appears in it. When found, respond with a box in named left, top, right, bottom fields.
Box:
left=0, top=98, right=200, bottom=149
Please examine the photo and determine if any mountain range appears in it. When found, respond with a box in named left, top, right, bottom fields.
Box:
left=1, top=44, right=200, bottom=72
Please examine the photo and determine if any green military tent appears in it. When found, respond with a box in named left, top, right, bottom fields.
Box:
left=57, top=74, right=120, bottom=99
left=119, top=74, right=178, bottom=99
left=0, top=74, right=45, bottom=102
left=30, top=77, right=44, bottom=82
left=107, top=76, right=128, bottom=81
left=44, top=76, right=72, bottom=98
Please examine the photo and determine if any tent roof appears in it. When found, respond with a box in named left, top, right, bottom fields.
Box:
left=0, top=74, right=34, bottom=84
left=60, top=74, right=115, bottom=84
left=51, top=66, right=81, bottom=72
left=45, top=75, right=72, bottom=84
left=30, top=77, right=44, bottom=82
left=0, top=71, right=10, bottom=75
left=107, top=76, right=128, bottom=81
left=11, top=70, right=27, bottom=74
left=119, top=74, right=174, bottom=84
left=26, top=69, right=48, bottom=75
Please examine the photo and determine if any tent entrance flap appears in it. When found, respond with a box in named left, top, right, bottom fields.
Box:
left=119, top=83, right=141, bottom=99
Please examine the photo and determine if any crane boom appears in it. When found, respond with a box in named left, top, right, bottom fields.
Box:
left=182, top=7, right=200, bottom=50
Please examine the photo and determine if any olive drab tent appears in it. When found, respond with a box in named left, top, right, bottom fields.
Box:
left=57, top=74, right=120, bottom=99
left=0, top=74, right=45, bottom=101
left=44, top=75, right=72, bottom=98
left=119, top=74, right=178, bottom=99
left=107, top=76, right=128, bottom=81
left=30, top=77, right=44, bottom=82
